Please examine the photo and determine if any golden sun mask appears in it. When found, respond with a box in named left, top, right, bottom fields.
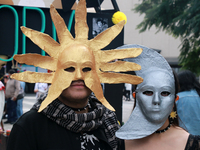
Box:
left=11, top=0, right=143, bottom=112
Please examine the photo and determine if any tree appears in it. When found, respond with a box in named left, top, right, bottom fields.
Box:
left=133, top=0, right=200, bottom=75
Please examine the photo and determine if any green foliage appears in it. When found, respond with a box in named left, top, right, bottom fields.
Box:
left=179, top=38, right=200, bottom=75
left=134, top=0, right=200, bottom=75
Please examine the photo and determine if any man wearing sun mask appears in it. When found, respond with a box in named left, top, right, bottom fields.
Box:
left=6, top=0, right=143, bottom=149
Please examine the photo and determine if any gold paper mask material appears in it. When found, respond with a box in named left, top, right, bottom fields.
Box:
left=11, top=0, right=143, bottom=112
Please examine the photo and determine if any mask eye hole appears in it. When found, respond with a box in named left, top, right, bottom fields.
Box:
left=161, top=91, right=170, bottom=96
left=82, top=67, right=91, bottom=72
left=64, top=67, right=75, bottom=72
left=143, top=91, right=153, bottom=96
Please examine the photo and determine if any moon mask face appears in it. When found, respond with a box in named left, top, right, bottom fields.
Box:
left=136, top=70, right=175, bottom=123
left=115, top=45, right=176, bottom=140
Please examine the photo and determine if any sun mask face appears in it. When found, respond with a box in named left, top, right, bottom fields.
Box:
left=58, top=44, right=95, bottom=80
left=11, top=0, right=143, bottom=112
left=136, top=70, right=175, bottom=123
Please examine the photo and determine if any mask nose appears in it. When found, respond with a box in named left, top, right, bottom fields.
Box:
left=152, top=92, right=161, bottom=105
left=75, top=68, right=83, bottom=80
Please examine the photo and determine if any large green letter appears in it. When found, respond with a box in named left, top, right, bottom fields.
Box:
left=22, top=7, right=46, bottom=55
left=0, top=5, right=19, bottom=62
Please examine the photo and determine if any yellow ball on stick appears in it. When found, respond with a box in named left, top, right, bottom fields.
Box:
left=112, top=11, right=127, bottom=24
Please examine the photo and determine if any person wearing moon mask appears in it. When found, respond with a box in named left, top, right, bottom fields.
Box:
left=116, top=44, right=200, bottom=150
left=6, top=0, right=144, bottom=150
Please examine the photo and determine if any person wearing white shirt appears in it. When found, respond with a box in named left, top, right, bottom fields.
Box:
left=34, top=83, right=48, bottom=101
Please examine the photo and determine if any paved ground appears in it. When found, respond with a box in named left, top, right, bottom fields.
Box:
left=3, top=94, right=134, bottom=131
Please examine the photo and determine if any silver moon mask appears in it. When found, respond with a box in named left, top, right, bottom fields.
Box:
left=116, top=44, right=175, bottom=140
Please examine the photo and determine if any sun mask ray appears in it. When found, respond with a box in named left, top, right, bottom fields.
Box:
left=14, top=54, right=57, bottom=71
left=84, top=75, right=115, bottom=111
left=21, top=26, right=60, bottom=58
left=38, top=70, right=72, bottom=112
left=97, top=48, right=143, bottom=63
left=75, top=0, right=88, bottom=40
left=11, top=71, right=54, bottom=83
left=11, top=0, right=143, bottom=112
left=89, top=21, right=125, bottom=51
left=100, top=61, right=141, bottom=72
left=99, top=72, right=143, bottom=84
left=50, top=5, right=74, bottom=45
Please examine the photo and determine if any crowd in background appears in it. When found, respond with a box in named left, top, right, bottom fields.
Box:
left=0, top=69, right=50, bottom=130
left=0, top=69, right=25, bottom=127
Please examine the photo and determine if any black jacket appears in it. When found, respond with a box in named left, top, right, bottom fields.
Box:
left=6, top=109, right=124, bottom=150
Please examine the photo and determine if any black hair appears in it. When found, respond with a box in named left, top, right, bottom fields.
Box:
left=177, top=70, right=200, bottom=97
left=96, top=18, right=106, bottom=25
left=8, top=69, right=16, bottom=75
left=96, top=18, right=103, bottom=23
left=171, top=70, right=179, bottom=126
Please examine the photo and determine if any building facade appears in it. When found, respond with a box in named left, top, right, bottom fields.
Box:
left=101, top=0, right=181, bottom=67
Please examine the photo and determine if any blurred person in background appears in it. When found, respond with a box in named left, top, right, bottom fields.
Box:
left=4, top=69, right=20, bottom=124
left=2, top=74, right=9, bottom=119
left=34, top=82, right=48, bottom=102
left=0, top=78, right=5, bottom=131
left=16, top=81, right=25, bottom=119
left=124, top=83, right=132, bottom=101
left=176, top=70, right=200, bottom=135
